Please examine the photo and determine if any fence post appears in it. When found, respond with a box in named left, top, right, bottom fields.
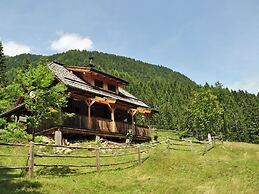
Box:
left=189, top=140, right=193, bottom=153
left=203, top=142, right=208, bottom=155
left=166, top=137, right=170, bottom=150
left=220, top=134, right=223, bottom=144
left=28, top=141, right=34, bottom=178
left=137, top=145, right=142, bottom=165
left=95, top=147, right=100, bottom=173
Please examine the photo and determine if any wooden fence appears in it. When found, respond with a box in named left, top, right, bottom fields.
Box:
left=0, top=136, right=222, bottom=179
left=164, top=135, right=223, bottom=155
left=0, top=142, right=150, bottom=178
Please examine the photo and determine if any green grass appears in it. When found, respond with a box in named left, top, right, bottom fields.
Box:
left=0, top=135, right=258, bottom=194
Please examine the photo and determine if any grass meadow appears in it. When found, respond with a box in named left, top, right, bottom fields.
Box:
left=0, top=131, right=258, bottom=194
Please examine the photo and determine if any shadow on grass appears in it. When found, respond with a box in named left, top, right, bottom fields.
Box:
left=100, top=162, right=139, bottom=173
left=36, top=166, right=77, bottom=176
left=32, top=157, right=149, bottom=178
left=0, top=168, right=42, bottom=194
left=34, top=162, right=140, bottom=178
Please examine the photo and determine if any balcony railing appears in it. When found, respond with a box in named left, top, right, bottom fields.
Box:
left=37, top=115, right=150, bottom=137
left=135, top=124, right=150, bottom=137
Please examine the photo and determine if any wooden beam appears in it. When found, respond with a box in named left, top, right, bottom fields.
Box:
left=111, top=108, right=116, bottom=132
left=106, top=103, right=116, bottom=132
left=70, top=92, right=150, bottom=114
left=129, top=110, right=137, bottom=135
left=94, top=96, right=116, bottom=105
left=66, top=66, right=91, bottom=73
left=136, top=107, right=151, bottom=114
left=85, top=99, right=95, bottom=107
left=70, top=93, right=116, bottom=106
left=84, top=99, right=95, bottom=129
left=70, top=93, right=88, bottom=101
left=129, top=109, right=137, bottom=116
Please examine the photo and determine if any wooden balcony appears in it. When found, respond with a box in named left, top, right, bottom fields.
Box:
left=35, top=115, right=150, bottom=141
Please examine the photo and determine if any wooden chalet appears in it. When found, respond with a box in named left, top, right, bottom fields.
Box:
left=0, top=61, right=157, bottom=142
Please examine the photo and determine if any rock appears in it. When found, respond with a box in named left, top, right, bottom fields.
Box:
left=42, top=136, right=54, bottom=144
left=71, top=143, right=80, bottom=147
left=64, top=148, right=73, bottom=154
left=55, top=147, right=64, bottom=154
left=54, top=147, right=73, bottom=154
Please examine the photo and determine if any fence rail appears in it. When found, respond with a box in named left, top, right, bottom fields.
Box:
left=165, top=135, right=222, bottom=154
left=34, top=163, right=96, bottom=168
left=0, top=135, right=222, bottom=179
left=0, top=166, right=29, bottom=170
left=0, top=142, right=29, bottom=147
left=0, top=141, right=149, bottom=178
left=0, top=154, right=29, bottom=157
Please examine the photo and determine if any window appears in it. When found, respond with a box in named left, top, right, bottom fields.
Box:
left=94, top=79, right=103, bottom=88
left=108, top=84, right=116, bottom=92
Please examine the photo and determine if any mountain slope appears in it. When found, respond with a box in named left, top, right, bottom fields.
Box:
left=4, top=50, right=259, bottom=143
left=5, top=50, right=197, bottom=130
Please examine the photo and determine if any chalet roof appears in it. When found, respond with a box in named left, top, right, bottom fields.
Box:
left=48, top=61, right=150, bottom=108
left=89, top=67, right=129, bottom=85
left=65, top=65, right=129, bottom=85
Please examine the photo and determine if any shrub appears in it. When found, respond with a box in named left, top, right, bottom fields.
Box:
left=0, top=122, right=32, bottom=143
left=126, top=129, right=133, bottom=144
left=0, top=118, right=6, bottom=129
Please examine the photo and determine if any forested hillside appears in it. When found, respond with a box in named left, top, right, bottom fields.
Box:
left=3, top=50, right=259, bottom=143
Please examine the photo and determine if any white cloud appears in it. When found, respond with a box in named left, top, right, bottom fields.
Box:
left=50, top=33, right=93, bottom=52
left=3, top=41, right=31, bottom=56
left=228, top=78, right=259, bottom=94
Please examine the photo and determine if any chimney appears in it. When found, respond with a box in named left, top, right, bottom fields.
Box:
left=89, top=56, right=95, bottom=68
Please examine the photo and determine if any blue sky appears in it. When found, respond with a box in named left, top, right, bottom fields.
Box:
left=1, top=0, right=259, bottom=94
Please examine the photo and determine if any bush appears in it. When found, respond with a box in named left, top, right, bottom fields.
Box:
left=34, top=135, right=44, bottom=143
left=0, top=118, right=6, bottom=129
left=126, top=130, right=133, bottom=144
left=0, top=122, right=32, bottom=143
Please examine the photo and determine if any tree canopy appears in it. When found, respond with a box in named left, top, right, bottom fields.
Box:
left=0, top=63, right=68, bottom=129
left=186, top=88, right=224, bottom=140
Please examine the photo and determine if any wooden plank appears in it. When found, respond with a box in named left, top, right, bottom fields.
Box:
left=95, top=148, right=100, bottom=173
left=34, top=142, right=95, bottom=150
left=36, top=126, right=151, bottom=142
left=100, top=152, right=137, bottom=157
left=28, top=141, right=34, bottom=178
left=0, top=142, right=28, bottom=147
left=34, top=163, right=96, bottom=168
left=169, top=147, right=192, bottom=152
left=168, top=142, right=190, bottom=146
left=0, top=154, right=29, bottom=157
left=0, top=166, right=29, bottom=170
left=189, top=140, right=193, bottom=152
left=35, top=154, right=96, bottom=158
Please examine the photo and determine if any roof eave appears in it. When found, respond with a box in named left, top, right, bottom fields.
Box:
left=0, top=103, right=26, bottom=118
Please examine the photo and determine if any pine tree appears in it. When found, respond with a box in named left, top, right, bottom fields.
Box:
left=0, top=41, right=6, bottom=87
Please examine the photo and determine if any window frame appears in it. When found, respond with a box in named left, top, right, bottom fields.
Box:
left=108, top=83, right=116, bottom=92
left=94, top=79, right=104, bottom=88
